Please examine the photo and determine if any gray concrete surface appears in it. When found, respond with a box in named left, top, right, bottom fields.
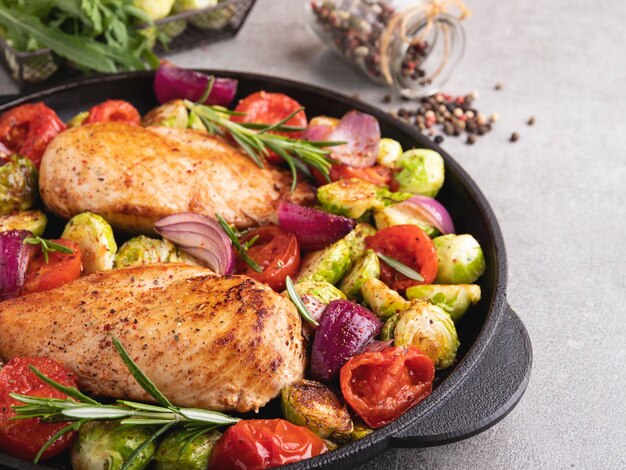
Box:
left=1, top=0, right=624, bottom=468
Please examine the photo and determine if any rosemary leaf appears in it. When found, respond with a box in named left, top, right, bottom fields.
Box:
left=29, top=366, right=98, bottom=404
left=23, top=237, right=74, bottom=264
left=34, top=420, right=85, bottom=464
left=285, top=276, right=319, bottom=327
left=121, top=422, right=177, bottom=470
left=177, top=408, right=239, bottom=425
left=376, top=252, right=425, bottom=281
left=258, top=107, right=304, bottom=134
left=215, top=214, right=263, bottom=273
left=62, top=406, right=134, bottom=420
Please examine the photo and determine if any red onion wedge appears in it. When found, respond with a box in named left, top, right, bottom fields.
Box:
left=278, top=201, right=357, bottom=251
left=0, top=230, right=35, bottom=300
left=405, top=196, right=455, bottom=235
left=327, top=111, right=381, bottom=168
left=311, top=299, right=381, bottom=381
left=154, top=63, right=238, bottom=107
left=154, top=212, right=235, bottom=275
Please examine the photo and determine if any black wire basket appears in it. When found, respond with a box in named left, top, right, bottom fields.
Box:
left=0, top=0, right=256, bottom=92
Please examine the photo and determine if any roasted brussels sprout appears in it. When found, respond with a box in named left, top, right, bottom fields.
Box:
left=67, top=111, right=88, bottom=128
left=115, top=235, right=198, bottom=268
left=376, top=138, right=403, bottom=168
left=0, top=155, right=38, bottom=216
left=406, top=284, right=481, bottom=322
left=293, top=280, right=346, bottom=303
left=142, top=100, right=189, bottom=128
left=0, top=210, right=47, bottom=236
left=393, top=149, right=445, bottom=197
left=361, top=278, right=409, bottom=319
left=309, top=115, right=340, bottom=128
left=433, top=234, right=486, bottom=284
left=134, top=0, right=176, bottom=19
left=62, top=212, right=117, bottom=274
left=154, top=429, right=221, bottom=470
left=317, top=178, right=411, bottom=219
left=71, top=421, right=156, bottom=470
left=373, top=200, right=440, bottom=237
left=342, top=223, right=376, bottom=262
left=281, top=380, right=353, bottom=440
left=339, top=249, right=380, bottom=300
left=350, top=420, right=374, bottom=441
left=394, top=300, right=460, bottom=369
left=379, top=313, right=399, bottom=341
left=296, top=238, right=352, bottom=284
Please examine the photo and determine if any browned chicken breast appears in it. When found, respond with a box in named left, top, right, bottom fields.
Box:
left=0, top=264, right=306, bottom=413
left=39, top=123, right=315, bottom=233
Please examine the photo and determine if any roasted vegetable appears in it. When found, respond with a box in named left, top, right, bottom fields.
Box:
left=296, top=238, right=351, bottom=284
left=393, top=149, right=445, bottom=197
left=142, top=100, right=189, bottom=128
left=361, top=278, right=409, bottom=319
left=374, top=200, right=441, bottom=237
left=62, top=212, right=117, bottom=274
left=342, top=223, right=376, bottom=262
left=293, top=280, right=346, bottom=303
left=433, top=234, right=486, bottom=284
left=134, top=0, right=176, bottom=19
left=70, top=421, right=156, bottom=470
left=317, top=178, right=411, bottom=219
left=0, top=210, right=47, bottom=236
left=339, top=249, right=380, bottom=300
left=376, top=138, right=403, bottom=168
left=393, top=300, right=460, bottom=369
left=350, top=420, right=374, bottom=441
left=281, top=380, right=353, bottom=440
left=0, top=156, right=38, bottom=216
left=67, top=112, right=88, bottom=128
left=115, top=235, right=198, bottom=268
left=379, top=313, right=399, bottom=341
left=154, top=429, right=222, bottom=470
left=406, top=284, right=481, bottom=322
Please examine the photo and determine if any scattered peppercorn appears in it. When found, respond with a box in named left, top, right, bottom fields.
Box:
left=351, top=93, right=361, bottom=101
left=494, top=83, right=503, bottom=90
left=527, top=116, right=535, bottom=126
left=466, top=135, right=476, bottom=145
left=434, top=135, right=444, bottom=144
left=382, top=93, right=392, bottom=104
left=510, top=132, right=520, bottom=142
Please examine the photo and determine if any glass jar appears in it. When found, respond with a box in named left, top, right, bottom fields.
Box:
left=307, top=0, right=467, bottom=98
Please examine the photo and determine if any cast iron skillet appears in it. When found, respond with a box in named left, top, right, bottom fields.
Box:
left=0, top=71, right=532, bottom=470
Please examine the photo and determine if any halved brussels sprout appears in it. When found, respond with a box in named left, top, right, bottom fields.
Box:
left=433, top=234, right=486, bottom=284
left=71, top=421, right=156, bottom=470
left=342, top=223, right=376, bottom=262
left=142, top=100, right=189, bottom=128
left=115, top=235, right=198, bottom=268
left=376, top=138, right=403, bottom=168
left=394, top=300, right=460, bottom=369
left=67, top=111, right=88, bottom=128
left=373, top=200, right=440, bottom=237
left=350, top=420, right=374, bottom=441
left=361, top=278, right=409, bottom=319
left=134, top=0, right=176, bottom=19
left=339, top=249, right=380, bottom=300
left=0, top=210, right=47, bottom=236
left=0, top=155, right=38, bottom=216
left=317, top=178, right=411, bottom=219
left=296, top=238, right=352, bottom=285
left=406, top=284, right=481, bottom=322
left=62, top=212, right=117, bottom=274
left=154, top=429, right=221, bottom=470
left=293, top=280, right=346, bottom=304
left=393, top=149, right=445, bottom=197
left=379, top=313, right=399, bottom=341
left=281, top=380, right=353, bottom=440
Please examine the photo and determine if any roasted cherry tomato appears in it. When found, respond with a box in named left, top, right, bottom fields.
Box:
left=209, top=419, right=327, bottom=469
left=366, top=224, right=438, bottom=292
left=0, top=357, right=78, bottom=461
left=84, top=100, right=141, bottom=126
left=231, top=91, right=307, bottom=165
left=22, top=239, right=82, bottom=295
left=340, top=346, right=435, bottom=428
left=313, top=164, right=391, bottom=186
left=237, top=226, right=300, bottom=291
left=0, top=103, right=66, bottom=167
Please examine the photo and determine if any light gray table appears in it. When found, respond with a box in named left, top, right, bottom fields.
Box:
left=1, top=0, right=624, bottom=468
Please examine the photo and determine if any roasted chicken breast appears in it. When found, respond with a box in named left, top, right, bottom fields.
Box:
left=0, top=264, right=306, bottom=413
left=39, top=123, right=315, bottom=232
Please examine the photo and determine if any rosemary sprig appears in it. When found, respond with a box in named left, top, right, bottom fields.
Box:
left=184, top=100, right=338, bottom=190
left=285, top=276, right=319, bottom=327
left=376, top=252, right=425, bottom=282
left=23, top=236, right=74, bottom=264
left=10, top=336, right=239, bottom=465
left=215, top=213, right=263, bottom=273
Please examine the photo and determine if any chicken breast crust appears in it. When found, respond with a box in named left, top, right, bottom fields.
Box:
left=39, top=123, right=315, bottom=232
left=0, top=264, right=306, bottom=413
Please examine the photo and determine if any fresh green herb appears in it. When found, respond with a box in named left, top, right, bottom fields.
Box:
left=215, top=213, right=262, bottom=273
left=10, top=336, right=239, bottom=466
left=285, top=276, right=319, bottom=327
left=23, top=236, right=74, bottom=264
left=375, top=252, right=425, bottom=282
left=185, top=100, right=341, bottom=190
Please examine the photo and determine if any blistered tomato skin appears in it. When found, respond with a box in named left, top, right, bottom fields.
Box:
left=0, top=357, right=78, bottom=461
left=21, top=239, right=82, bottom=295
left=84, top=100, right=141, bottom=126
left=209, top=419, right=327, bottom=469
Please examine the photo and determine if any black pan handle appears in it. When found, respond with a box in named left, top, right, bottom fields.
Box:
left=390, top=303, right=532, bottom=448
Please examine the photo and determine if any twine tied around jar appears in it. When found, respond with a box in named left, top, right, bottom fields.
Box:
left=379, top=0, right=471, bottom=86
